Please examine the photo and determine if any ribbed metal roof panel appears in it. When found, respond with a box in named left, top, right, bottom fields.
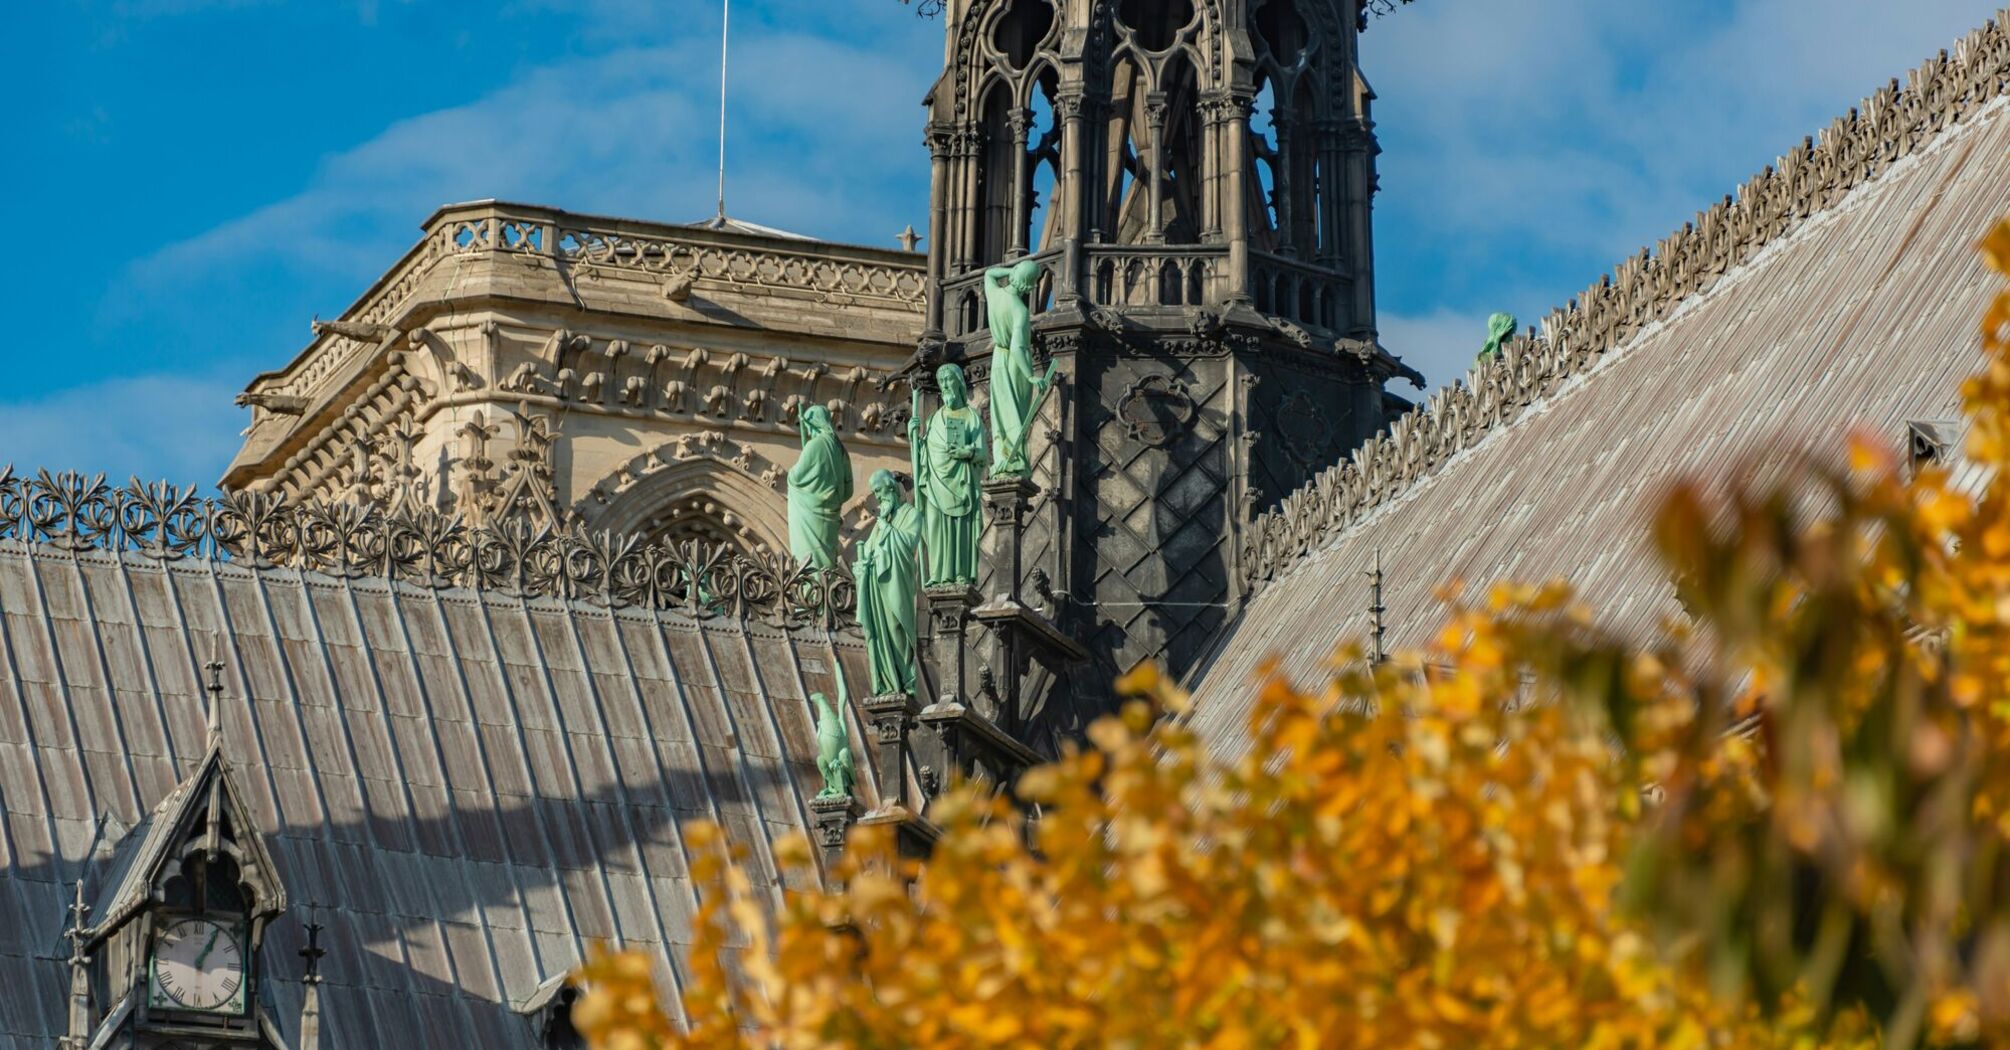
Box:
left=1192, top=93, right=2010, bottom=758
left=0, top=549, right=874, bottom=1047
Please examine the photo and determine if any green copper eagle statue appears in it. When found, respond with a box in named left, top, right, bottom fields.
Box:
left=812, top=663, right=855, bottom=800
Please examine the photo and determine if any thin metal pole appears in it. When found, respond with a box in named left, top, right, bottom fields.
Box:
left=1367, top=548, right=1386, bottom=666
left=716, top=0, right=731, bottom=222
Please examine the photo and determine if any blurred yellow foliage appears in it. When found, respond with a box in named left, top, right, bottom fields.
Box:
left=570, top=222, right=2010, bottom=1049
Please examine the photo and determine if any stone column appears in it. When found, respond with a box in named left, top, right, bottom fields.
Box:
left=1145, top=93, right=1169, bottom=244
left=925, top=122, right=955, bottom=338
left=1223, top=95, right=1254, bottom=304
left=862, top=691, right=920, bottom=810
left=1056, top=90, right=1089, bottom=299
left=1315, top=118, right=1345, bottom=269
left=1200, top=94, right=1225, bottom=244
left=1273, top=105, right=1297, bottom=257
left=956, top=128, right=983, bottom=275
left=1009, top=108, right=1033, bottom=257
left=1341, top=116, right=1378, bottom=338
left=923, top=584, right=977, bottom=706
left=980, top=475, right=1039, bottom=730
left=983, top=475, right=1039, bottom=602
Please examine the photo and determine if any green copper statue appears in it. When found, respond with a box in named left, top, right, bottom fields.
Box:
left=811, top=663, right=854, bottom=800
left=983, top=258, right=1054, bottom=478
left=787, top=403, right=853, bottom=569
left=1478, top=312, right=1518, bottom=361
left=912, top=363, right=987, bottom=587
left=854, top=469, right=921, bottom=696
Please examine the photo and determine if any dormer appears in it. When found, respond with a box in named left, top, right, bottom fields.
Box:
left=68, top=732, right=290, bottom=1048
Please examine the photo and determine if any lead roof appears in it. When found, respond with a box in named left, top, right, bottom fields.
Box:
left=0, top=544, right=879, bottom=1049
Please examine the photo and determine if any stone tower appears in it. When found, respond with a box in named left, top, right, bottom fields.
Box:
left=912, top=0, right=1417, bottom=749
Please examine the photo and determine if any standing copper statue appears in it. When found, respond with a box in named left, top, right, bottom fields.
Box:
left=853, top=469, right=921, bottom=696
left=786, top=404, right=852, bottom=569
left=982, top=258, right=1054, bottom=479
left=911, top=364, right=986, bottom=586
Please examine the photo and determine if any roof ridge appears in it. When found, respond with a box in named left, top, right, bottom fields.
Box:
left=1244, top=7, right=2010, bottom=591
left=0, top=466, right=858, bottom=631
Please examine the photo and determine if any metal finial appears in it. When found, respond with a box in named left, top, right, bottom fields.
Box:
left=66, top=880, right=90, bottom=960
left=1366, top=548, right=1387, bottom=666
left=204, top=651, right=225, bottom=745
left=300, top=903, right=327, bottom=982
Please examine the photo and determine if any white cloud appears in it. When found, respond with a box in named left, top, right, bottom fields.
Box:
left=58, top=0, right=2010, bottom=483
left=1367, top=0, right=2002, bottom=302
left=126, top=27, right=934, bottom=297
left=0, top=375, right=244, bottom=485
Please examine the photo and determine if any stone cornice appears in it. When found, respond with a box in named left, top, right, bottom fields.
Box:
left=241, top=201, right=926, bottom=410
left=1244, top=9, right=2010, bottom=591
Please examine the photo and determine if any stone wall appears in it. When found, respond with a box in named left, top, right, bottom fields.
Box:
left=225, top=203, right=926, bottom=558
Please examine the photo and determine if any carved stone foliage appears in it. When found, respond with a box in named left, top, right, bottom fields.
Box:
left=274, top=351, right=435, bottom=505
left=547, top=226, right=925, bottom=304
left=581, top=431, right=804, bottom=556
left=0, top=468, right=857, bottom=629
left=496, top=334, right=903, bottom=439
left=587, top=431, right=788, bottom=507
left=1243, top=13, right=2010, bottom=591
left=1116, top=374, right=1198, bottom=448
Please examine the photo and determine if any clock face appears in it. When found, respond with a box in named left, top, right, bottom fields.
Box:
left=149, top=918, right=247, bottom=1014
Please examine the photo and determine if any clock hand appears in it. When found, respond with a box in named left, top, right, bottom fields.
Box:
left=194, top=927, right=221, bottom=969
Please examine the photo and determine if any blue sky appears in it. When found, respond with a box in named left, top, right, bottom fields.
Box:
left=2, top=0, right=2000, bottom=484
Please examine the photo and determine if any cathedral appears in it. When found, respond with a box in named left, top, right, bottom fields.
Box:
left=3, top=2, right=2010, bottom=1046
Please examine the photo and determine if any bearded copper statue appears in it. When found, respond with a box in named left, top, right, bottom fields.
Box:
left=911, top=363, right=986, bottom=587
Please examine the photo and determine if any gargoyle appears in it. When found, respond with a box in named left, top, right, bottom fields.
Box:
left=311, top=318, right=397, bottom=342
left=235, top=391, right=308, bottom=415
left=1270, top=318, right=1314, bottom=348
